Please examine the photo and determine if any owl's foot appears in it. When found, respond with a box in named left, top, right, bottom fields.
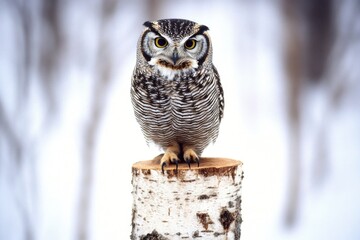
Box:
left=157, top=144, right=199, bottom=173
left=183, top=148, right=200, bottom=168
left=160, top=144, right=181, bottom=174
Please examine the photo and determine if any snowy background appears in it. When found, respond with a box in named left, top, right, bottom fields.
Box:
left=1, top=0, right=360, bottom=239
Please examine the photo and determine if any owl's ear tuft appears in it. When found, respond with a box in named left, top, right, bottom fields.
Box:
left=143, top=21, right=160, bottom=35
left=199, top=25, right=209, bottom=33
left=143, top=21, right=153, bottom=28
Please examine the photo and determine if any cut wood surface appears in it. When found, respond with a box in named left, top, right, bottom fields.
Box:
left=131, top=157, right=243, bottom=240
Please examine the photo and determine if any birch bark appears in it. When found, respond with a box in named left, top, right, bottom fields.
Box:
left=131, top=158, right=243, bottom=240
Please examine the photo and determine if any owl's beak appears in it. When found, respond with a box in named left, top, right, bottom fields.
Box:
left=172, top=49, right=180, bottom=65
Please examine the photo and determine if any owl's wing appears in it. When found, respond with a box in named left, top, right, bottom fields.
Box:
left=212, top=65, right=225, bottom=122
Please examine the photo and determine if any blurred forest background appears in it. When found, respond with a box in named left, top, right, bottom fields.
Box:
left=0, top=0, right=359, bottom=239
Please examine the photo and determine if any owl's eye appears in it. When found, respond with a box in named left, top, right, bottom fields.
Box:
left=154, top=37, right=168, bottom=48
left=185, top=39, right=197, bottom=50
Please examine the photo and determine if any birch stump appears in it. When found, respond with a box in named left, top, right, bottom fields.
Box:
left=131, top=158, right=243, bottom=240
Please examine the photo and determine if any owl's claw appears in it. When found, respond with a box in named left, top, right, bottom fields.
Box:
left=160, top=150, right=180, bottom=174
left=161, top=162, right=167, bottom=174
left=173, top=158, right=179, bottom=174
left=185, top=158, right=191, bottom=169
left=183, top=148, right=200, bottom=168
left=161, top=158, right=179, bottom=174
left=195, top=156, right=200, bottom=167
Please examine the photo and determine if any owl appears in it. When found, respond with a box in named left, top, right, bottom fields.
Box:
left=131, top=19, right=224, bottom=173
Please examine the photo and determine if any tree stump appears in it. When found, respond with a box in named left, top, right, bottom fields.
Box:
left=131, top=158, right=243, bottom=240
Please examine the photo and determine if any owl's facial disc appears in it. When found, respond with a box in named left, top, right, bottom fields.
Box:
left=141, top=23, right=210, bottom=79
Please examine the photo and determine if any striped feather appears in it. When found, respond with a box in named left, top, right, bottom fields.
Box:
left=131, top=64, right=224, bottom=156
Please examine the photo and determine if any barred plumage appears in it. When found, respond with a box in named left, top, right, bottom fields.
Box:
left=131, top=19, right=224, bottom=172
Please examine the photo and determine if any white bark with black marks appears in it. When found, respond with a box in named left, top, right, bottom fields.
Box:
left=131, top=158, right=243, bottom=240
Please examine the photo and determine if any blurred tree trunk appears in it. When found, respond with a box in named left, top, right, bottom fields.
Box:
left=282, top=0, right=302, bottom=226
left=281, top=0, right=334, bottom=227
left=75, top=0, right=119, bottom=239
left=39, top=0, right=63, bottom=116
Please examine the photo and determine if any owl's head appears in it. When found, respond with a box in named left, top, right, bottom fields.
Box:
left=138, top=19, right=212, bottom=79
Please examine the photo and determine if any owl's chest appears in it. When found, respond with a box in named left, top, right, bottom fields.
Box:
left=133, top=68, right=213, bottom=119
left=142, top=77, right=200, bottom=110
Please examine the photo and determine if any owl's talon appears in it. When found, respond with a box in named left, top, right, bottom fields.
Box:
left=195, top=157, right=200, bottom=167
left=185, top=159, right=191, bottom=169
left=174, top=160, right=179, bottom=174
left=160, top=148, right=179, bottom=174
left=171, top=158, right=179, bottom=173
left=183, top=148, right=199, bottom=168
left=161, top=162, right=167, bottom=174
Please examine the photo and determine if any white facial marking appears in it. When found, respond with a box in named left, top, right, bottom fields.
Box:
left=149, top=58, right=198, bottom=80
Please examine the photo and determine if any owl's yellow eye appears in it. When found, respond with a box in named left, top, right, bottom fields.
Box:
left=185, top=39, right=197, bottom=50
left=154, top=37, right=168, bottom=48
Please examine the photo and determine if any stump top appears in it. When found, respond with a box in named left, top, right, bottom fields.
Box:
left=132, top=157, right=242, bottom=171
